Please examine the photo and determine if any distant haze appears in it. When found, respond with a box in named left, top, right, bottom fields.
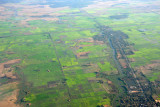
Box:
left=0, top=0, right=157, bottom=8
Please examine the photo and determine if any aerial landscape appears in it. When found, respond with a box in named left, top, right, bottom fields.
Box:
left=0, top=0, right=160, bottom=106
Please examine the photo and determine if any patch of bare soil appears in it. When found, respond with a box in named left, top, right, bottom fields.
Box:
left=107, top=80, right=112, bottom=84
left=135, top=60, right=160, bottom=75
left=153, top=94, right=160, bottom=103
left=95, top=40, right=104, bottom=45
left=103, top=105, right=112, bottom=107
left=117, top=51, right=122, bottom=59
left=0, top=9, right=14, bottom=21
left=129, top=58, right=135, bottom=62
left=78, top=37, right=94, bottom=43
left=119, top=59, right=127, bottom=68
left=0, top=82, right=21, bottom=107
left=76, top=51, right=90, bottom=58
left=81, top=38, right=104, bottom=45
left=1, top=4, right=69, bottom=26
left=0, top=59, right=21, bottom=79
left=20, top=17, right=59, bottom=25
left=0, top=59, right=21, bottom=106
left=15, top=4, right=68, bottom=25
left=74, top=38, right=104, bottom=50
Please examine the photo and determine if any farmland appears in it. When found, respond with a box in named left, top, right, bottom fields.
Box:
left=0, top=0, right=160, bottom=106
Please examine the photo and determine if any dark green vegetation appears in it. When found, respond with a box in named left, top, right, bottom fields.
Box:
left=109, top=14, right=128, bottom=19
left=0, top=0, right=160, bottom=107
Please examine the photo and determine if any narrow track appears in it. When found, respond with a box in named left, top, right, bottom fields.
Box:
left=47, top=32, right=71, bottom=100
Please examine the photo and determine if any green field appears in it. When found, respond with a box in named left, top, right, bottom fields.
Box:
left=0, top=0, right=160, bottom=106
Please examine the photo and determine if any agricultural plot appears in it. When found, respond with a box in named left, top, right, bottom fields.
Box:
left=108, top=12, right=160, bottom=83
left=0, top=0, right=160, bottom=106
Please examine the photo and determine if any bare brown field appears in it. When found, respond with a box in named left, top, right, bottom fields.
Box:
left=136, top=60, right=160, bottom=75
left=0, top=82, right=20, bottom=107
left=0, top=59, right=21, bottom=79
left=0, top=7, right=14, bottom=20
left=0, top=4, right=69, bottom=25
left=76, top=51, right=90, bottom=58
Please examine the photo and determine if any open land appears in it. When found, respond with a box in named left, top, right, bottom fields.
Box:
left=0, top=0, right=160, bottom=106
